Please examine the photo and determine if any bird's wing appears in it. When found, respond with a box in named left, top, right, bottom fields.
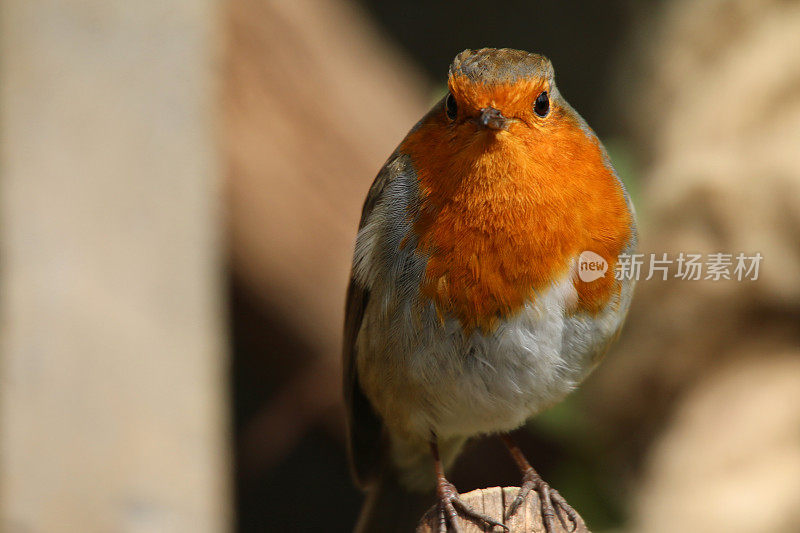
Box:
left=343, top=154, right=398, bottom=488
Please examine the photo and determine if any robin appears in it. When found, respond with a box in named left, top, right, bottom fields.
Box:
left=343, top=48, right=636, bottom=532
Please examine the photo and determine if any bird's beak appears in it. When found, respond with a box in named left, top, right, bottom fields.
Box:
left=478, top=107, right=509, bottom=131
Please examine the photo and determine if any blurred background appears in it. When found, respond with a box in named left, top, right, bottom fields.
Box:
left=2, top=0, right=799, bottom=532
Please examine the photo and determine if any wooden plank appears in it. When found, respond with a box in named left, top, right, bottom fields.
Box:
left=0, top=1, right=229, bottom=532
left=482, top=487, right=505, bottom=532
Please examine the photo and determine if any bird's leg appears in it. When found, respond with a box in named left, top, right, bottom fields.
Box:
left=500, top=433, right=582, bottom=532
left=430, top=436, right=509, bottom=533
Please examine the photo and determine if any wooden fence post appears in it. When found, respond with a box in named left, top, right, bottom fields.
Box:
left=0, top=2, right=229, bottom=532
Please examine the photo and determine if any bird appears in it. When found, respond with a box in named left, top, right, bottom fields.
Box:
left=343, top=48, right=637, bottom=533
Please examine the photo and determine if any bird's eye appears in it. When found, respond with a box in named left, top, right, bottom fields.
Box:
left=445, top=93, right=458, bottom=120
left=533, top=91, right=549, bottom=117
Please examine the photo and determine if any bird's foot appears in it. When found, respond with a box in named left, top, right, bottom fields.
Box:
left=506, top=468, right=581, bottom=532
left=436, top=479, right=509, bottom=533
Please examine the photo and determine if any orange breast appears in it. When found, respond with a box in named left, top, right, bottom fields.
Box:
left=400, top=102, right=632, bottom=334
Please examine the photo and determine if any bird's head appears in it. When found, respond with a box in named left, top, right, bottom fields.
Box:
left=444, top=48, right=556, bottom=136
left=401, top=48, right=612, bottom=188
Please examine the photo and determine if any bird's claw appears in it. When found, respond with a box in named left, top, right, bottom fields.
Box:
left=505, top=469, right=581, bottom=532
left=436, top=480, right=509, bottom=533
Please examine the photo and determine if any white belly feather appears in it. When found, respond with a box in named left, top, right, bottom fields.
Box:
left=356, top=264, right=632, bottom=441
